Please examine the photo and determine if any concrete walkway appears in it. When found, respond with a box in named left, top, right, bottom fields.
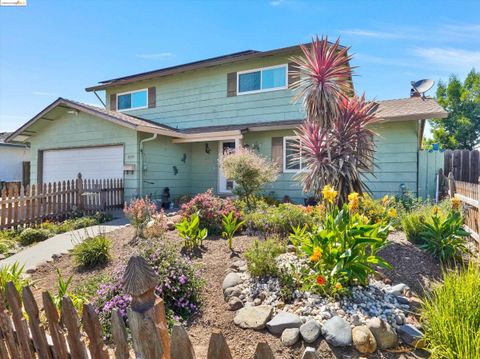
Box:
left=0, top=216, right=129, bottom=272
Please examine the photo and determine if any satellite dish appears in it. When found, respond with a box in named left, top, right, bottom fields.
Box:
left=410, top=79, right=434, bottom=98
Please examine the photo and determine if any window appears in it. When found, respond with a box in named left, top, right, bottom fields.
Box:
left=238, top=65, right=287, bottom=94
left=283, top=136, right=303, bottom=172
left=117, top=89, right=148, bottom=111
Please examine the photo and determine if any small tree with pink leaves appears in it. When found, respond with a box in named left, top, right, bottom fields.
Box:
left=124, top=197, right=157, bottom=238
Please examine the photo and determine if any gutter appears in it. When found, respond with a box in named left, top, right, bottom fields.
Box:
left=139, top=133, right=158, bottom=197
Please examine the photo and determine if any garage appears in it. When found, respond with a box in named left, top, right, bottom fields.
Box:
left=42, top=145, right=124, bottom=183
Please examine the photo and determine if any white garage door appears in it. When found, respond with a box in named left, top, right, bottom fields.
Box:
left=42, top=146, right=124, bottom=183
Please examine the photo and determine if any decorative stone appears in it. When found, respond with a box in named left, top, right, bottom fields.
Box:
left=281, top=328, right=300, bottom=346
left=223, top=287, right=241, bottom=300
left=266, top=311, right=303, bottom=335
left=398, top=324, right=425, bottom=348
left=227, top=297, right=243, bottom=311
left=387, top=283, right=409, bottom=296
left=301, top=347, right=317, bottom=359
left=287, top=244, right=296, bottom=253
left=352, top=326, right=377, bottom=354
left=222, top=273, right=243, bottom=290
left=233, top=306, right=273, bottom=330
left=395, top=295, right=410, bottom=305
left=321, top=316, right=352, bottom=347
left=166, top=220, right=175, bottom=231
left=253, top=298, right=262, bottom=306
left=366, top=317, right=398, bottom=349
left=300, top=320, right=321, bottom=343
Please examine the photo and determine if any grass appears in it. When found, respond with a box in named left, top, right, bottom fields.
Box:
left=421, top=264, right=480, bottom=358
left=73, top=235, right=112, bottom=269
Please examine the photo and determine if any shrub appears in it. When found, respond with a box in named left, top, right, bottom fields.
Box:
left=421, top=264, right=480, bottom=358
left=124, top=197, right=157, bottom=237
left=51, top=269, right=86, bottom=312
left=244, top=239, right=285, bottom=277
left=71, top=216, right=98, bottom=229
left=419, top=209, right=469, bottom=262
left=176, top=213, right=208, bottom=250
left=73, top=235, right=112, bottom=269
left=243, top=203, right=313, bottom=237
left=220, top=147, right=278, bottom=209
left=0, top=262, right=29, bottom=302
left=221, top=212, right=245, bottom=252
left=181, top=189, right=240, bottom=234
left=356, top=194, right=397, bottom=226
left=0, top=230, right=17, bottom=255
left=18, top=228, right=51, bottom=245
left=144, top=211, right=168, bottom=239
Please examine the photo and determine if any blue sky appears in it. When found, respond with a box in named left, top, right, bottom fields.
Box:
left=1, top=0, right=479, bottom=132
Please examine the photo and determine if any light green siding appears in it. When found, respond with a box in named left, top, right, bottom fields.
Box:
left=190, top=141, right=219, bottom=194
left=418, top=150, right=444, bottom=200
left=105, top=52, right=304, bottom=129
left=28, top=111, right=139, bottom=199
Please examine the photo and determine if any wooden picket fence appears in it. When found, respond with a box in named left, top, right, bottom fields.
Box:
left=0, top=256, right=301, bottom=359
left=444, top=149, right=480, bottom=184
left=0, top=173, right=124, bottom=230
left=448, top=172, right=480, bottom=246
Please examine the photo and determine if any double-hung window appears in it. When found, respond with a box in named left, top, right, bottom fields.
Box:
left=238, top=65, right=287, bottom=94
left=283, top=136, right=303, bottom=172
left=117, top=89, right=148, bottom=111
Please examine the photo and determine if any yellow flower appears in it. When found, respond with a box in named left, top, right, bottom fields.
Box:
left=451, top=197, right=461, bottom=211
left=322, top=185, right=338, bottom=204
left=387, top=208, right=397, bottom=218
left=309, top=247, right=322, bottom=262
left=335, top=283, right=343, bottom=290
left=382, top=195, right=389, bottom=206
left=359, top=214, right=369, bottom=225
left=348, top=192, right=359, bottom=211
left=432, top=206, right=440, bottom=216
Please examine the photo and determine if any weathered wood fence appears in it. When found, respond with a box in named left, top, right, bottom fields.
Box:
left=0, top=173, right=124, bottom=230
left=448, top=173, right=480, bottom=246
left=0, top=256, right=301, bottom=359
left=444, top=149, right=480, bottom=184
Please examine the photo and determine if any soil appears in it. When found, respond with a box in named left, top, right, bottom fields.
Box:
left=29, top=228, right=437, bottom=359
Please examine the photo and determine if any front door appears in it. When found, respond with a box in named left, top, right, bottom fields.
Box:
left=218, top=141, right=236, bottom=193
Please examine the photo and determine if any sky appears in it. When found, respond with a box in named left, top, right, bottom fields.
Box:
left=1, top=0, right=479, bottom=133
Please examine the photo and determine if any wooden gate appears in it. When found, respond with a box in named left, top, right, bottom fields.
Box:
left=444, top=149, right=480, bottom=184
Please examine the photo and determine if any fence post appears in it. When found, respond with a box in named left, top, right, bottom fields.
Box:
left=448, top=172, right=456, bottom=198
left=123, top=256, right=170, bottom=359
left=76, top=173, right=84, bottom=211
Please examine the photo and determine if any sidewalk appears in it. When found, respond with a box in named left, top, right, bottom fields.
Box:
left=0, top=216, right=129, bottom=272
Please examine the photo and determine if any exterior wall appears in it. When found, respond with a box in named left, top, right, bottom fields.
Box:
left=0, top=145, right=30, bottom=182
left=105, top=51, right=304, bottom=129
left=190, top=141, right=219, bottom=194
left=28, top=112, right=139, bottom=200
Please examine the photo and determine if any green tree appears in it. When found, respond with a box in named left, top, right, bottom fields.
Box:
left=430, top=69, right=480, bottom=150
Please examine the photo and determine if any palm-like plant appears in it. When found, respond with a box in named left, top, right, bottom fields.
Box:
left=290, top=36, right=353, bottom=128
left=290, top=36, right=376, bottom=204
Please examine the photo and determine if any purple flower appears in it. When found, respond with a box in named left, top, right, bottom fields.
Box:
left=179, top=275, right=188, bottom=285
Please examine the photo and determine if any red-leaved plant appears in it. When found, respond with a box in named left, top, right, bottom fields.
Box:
left=290, top=36, right=377, bottom=204
left=124, top=197, right=157, bottom=238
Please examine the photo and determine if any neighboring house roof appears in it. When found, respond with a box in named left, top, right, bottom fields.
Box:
left=0, top=132, right=27, bottom=147
left=85, top=43, right=318, bottom=92
left=6, top=96, right=448, bottom=144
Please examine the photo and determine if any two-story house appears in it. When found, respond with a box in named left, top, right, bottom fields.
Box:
left=6, top=43, right=447, bottom=202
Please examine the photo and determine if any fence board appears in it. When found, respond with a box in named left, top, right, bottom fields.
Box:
left=82, top=304, right=109, bottom=359
left=207, top=331, right=233, bottom=359
left=111, top=309, right=129, bottom=359
left=445, top=149, right=480, bottom=184
left=61, top=297, right=88, bottom=359
left=42, top=292, right=69, bottom=359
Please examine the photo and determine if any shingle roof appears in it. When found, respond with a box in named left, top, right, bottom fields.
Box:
left=0, top=132, right=10, bottom=143
left=374, top=97, right=447, bottom=121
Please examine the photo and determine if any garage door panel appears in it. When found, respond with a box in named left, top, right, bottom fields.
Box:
left=43, top=146, right=124, bottom=183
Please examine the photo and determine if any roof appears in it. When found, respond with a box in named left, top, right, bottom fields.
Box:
left=0, top=132, right=10, bottom=143
left=0, top=132, right=26, bottom=147
left=374, top=96, right=447, bottom=121
left=85, top=44, right=313, bottom=92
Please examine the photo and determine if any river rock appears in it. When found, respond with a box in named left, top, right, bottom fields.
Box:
left=233, top=305, right=273, bottom=330
left=398, top=324, right=425, bottom=348
left=223, top=273, right=243, bottom=290
left=227, top=297, right=243, bottom=311
left=300, top=320, right=321, bottom=343
left=367, top=317, right=398, bottom=349
left=266, top=311, right=303, bottom=335
left=387, top=283, right=409, bottom=296
left=352, top=326, right=377, bottom=354
left=321, top=316, right=352, bottom=347
left=223, top=287, right=241, bottom=300
left=281, top=328, right=300, bottom=346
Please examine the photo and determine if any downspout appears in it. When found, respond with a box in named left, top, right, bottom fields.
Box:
left=139, top=133, right=158, bottom=197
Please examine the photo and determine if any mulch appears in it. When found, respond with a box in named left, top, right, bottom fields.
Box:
left=29, top=229, right=438, bottom=358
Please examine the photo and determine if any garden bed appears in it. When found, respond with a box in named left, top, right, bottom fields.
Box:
left=28, top=227, right=436, bottom=358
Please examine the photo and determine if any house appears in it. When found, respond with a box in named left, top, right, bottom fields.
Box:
left=6, top=43, right=447, bottom=203
left=0, top=132, right=30, bottom=190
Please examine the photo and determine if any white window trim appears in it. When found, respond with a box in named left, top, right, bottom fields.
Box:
left=283, top=136, right=302, bottom=173
left=116, top=88, right=149, bottom=112
left=237, top=64, right=288, bottom=95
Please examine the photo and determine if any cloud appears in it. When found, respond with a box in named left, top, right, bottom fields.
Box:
left=339, top=29, right=407, bottom=39
left=438, top=23, right=480, bottom=41
left=413, top=47, right=480, bottom=71
left=354, top=54, right=411, bottom=67
left=32, top=91, right=57, bottom=97
left=269, top=0, right=285, bottom=6
left=135, top=52, right=173, bottom=60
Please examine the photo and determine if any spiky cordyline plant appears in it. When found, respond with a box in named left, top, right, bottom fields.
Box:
left=293, top=95, right=377, bottom=205
left=290, top=35, right=354, bottom=128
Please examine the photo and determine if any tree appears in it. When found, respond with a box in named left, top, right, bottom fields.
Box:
left=219, top=147, right=278, bottom=208
left=290, top=36, right=376, bottom=205
left=429, top=69, right=480, bottom=150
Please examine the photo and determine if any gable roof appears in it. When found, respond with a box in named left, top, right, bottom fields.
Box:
left=374, top=97, right=447, bottom=121
left=85, top=43, right=315, bottom=92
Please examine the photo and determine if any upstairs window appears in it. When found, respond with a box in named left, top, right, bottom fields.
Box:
left=117, top=89, right=148, bottom=111
left=238, top=65, right=287, bottom=94
left=283, top=136, right=303, bottom=172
